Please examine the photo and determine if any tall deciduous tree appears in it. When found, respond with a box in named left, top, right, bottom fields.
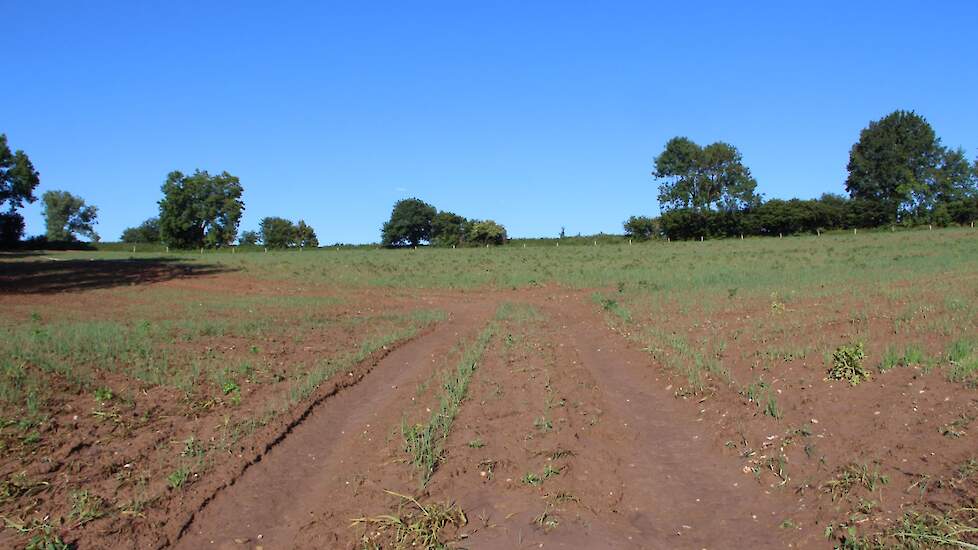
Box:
left=654, top=137, right=759, bottom=212
left=42, top=190, right=99, bottom=241
left=381, top=198, right=436, bottom=247
left=0, top=134, right=41, bottom=245
left=294, top=220, right=318, bottom=247
left=259, top=216, right=296, bottom=248
left=467, top=220, right=507, bottom=245
left=845, top=110, right=947, bottom=222
left=0, top=134, right=40, bottom=212
left=158, top=170, right=244, bottom=248
left=431, top=211, right=469, bottom=246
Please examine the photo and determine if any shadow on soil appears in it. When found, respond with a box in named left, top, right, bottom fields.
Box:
left=0, top=256, right=232, bottom=294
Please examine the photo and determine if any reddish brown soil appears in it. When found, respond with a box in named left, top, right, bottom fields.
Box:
left=2, top=261, right=976, bottom=549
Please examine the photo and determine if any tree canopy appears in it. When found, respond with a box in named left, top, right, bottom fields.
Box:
left=431, top=211, right=469, bottom=247
left=623, top=215, right=658, bottom=241
left=467, top=220, right=507, bottom=246
left=381, top=198, right=436, bottom=247
left=121, top=217, right=161, bottom=243
left=42, top=190, right=99, bottom=241
left=259, top=217, right=318, bottom=248
left=294, top=220, right=319, bottom=248
left=0, top=134, right=40, bottom=213
left=260, top=217, right=296, bottom=248
left=844, top=110, right=975, bottom=222
left=0, top=134, right=41, bottom=246
left=239, top=230, right=260, bottom=246
left=654, top=137, right=759, bottom=212
left=158, top=170, right=244, bottom=248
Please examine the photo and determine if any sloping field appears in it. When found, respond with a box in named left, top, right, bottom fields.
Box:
left=1, top=228, right=977, bottom=548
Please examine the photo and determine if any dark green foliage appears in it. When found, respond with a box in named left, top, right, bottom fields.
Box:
left=258, top=217, right=317, bottom=248
left=829, top=343, right=869, bottom=386
left=121, top=217, right=161, bottom=243
left=654, top=137, right=760, bottom=212
left=651, top=112, right=976, bottom=240
left=294, top=220, right=318, bottom=247
left=0, top=133, right=41, bottom=213
left=158, top=170, right=244, bottom=248
left=238, top=230, right=259, bottom=246
left=0, top=211, right=25, bottom=247
left=845, top=110, right=975, bottom=223
left=260, top=217, right=295, bottom=248
left=431, top=211, right=469, bottom=247
left=467, top=220, right=507, bottom=246
left=623, top=215, right=659, bottom=240
left=42, top=190, right=99, bottom=242
left=658, top=208, right=745, bottom=240
left=382, top=198, right=436, bottom=247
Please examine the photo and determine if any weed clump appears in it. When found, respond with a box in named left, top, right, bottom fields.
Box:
left=821, top=463, right=888, bottom=501
left=352, top=490, right=466, bottom=549
left=828, top=343, right=869, bottom=386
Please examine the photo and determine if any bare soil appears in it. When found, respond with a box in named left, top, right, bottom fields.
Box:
left=1, top=263, right=975, bottom=548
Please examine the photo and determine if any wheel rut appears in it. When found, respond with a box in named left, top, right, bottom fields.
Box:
left=173, top=298, right=497, bottom=549
left=532, top=297, right=797, bottom=548
left=172, top=290, right=800, bottom=549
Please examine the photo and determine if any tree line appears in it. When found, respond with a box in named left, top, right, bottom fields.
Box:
left=3, top=108, right=975, bottom=249
left=381, top=198, right=507, bottom=247
left=627, top=110, right=978, bottom=241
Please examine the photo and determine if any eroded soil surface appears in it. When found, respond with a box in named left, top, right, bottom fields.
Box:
left=2, top=260, right=976, bottom=549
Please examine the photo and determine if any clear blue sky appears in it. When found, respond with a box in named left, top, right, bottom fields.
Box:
left=3, top=1, right=976, bottom=244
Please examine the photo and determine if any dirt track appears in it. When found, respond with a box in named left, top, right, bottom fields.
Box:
left=174, top=290, right=802, bottom=549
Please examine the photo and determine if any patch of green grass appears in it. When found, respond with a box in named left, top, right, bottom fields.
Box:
left=68, top=489, right=104, bottom=526
left=946, top=339, right=978, bottom=385
left=521, top=472, right=542, bottom=486
left=764, top=395, right=783, bottom=420
left=402, top=323, right=494, bottom=486
left=821, top=463, right=889, bottom=501
left=290, top=310, right=444, bottom=405
left=167, top=467, right=189, bottom=489
left=494, top=302, right=541, bottom=323
left=93, top=387, right=113, bottom=403
left=593, top=293, right=632, bottom=322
